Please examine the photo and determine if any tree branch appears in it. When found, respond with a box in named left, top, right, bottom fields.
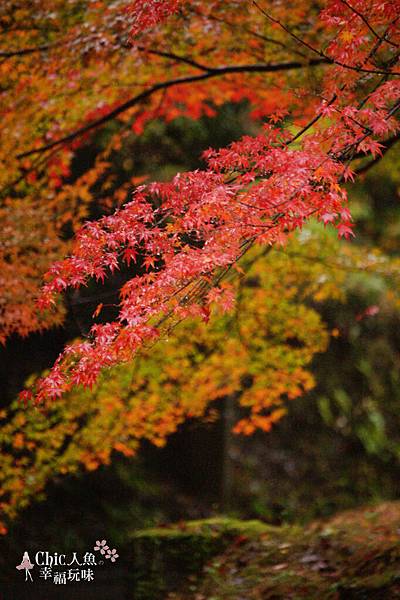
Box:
left=191, top=7, right=310, bottom=60
left=136, top=46, right=213, bottom=71
left=354, top=131, right=400, bottom=174
left=339, top=0, right=399, bottom=49
left=16, top=58, right=327, bottom=159
left=0, top=44, right=54, bottom=58
left=253, top=0, right=400, bottom=77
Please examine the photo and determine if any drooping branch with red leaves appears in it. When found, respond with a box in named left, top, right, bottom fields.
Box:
left=18, top=0, right=399, bottom=405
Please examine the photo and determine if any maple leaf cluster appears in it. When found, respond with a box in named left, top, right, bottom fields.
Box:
left=1, top=0, right=397, bottom=343
left=20, top=2, right=400, bottom=402
left=3, top=231, right=400, bottom=531
left=0, top=0, right=398, bottom=465
left=0, top=0, right=399, bottom=538
left=127, top=0, right=182, bottom=36
left=12, top=0, right=398, bottom=405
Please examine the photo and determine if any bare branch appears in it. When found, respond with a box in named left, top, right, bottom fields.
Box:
left=252, top=0, right=325, bottom=58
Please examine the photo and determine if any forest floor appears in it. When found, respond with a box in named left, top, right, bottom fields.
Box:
left=133, top=501, right=400, bottom=599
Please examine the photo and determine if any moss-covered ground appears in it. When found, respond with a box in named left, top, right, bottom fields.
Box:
left=132, top=502, right=400, bottom=599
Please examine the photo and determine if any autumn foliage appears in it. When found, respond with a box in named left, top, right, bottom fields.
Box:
left=23, top=0, right=400, bottom=403
left=1, top=0, right=400, bottom=532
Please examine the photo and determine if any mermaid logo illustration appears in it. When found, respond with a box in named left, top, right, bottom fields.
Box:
left=16, top=551, right=34, bottom=581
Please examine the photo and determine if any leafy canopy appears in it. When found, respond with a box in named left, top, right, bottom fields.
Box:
left=19, top=0, right=400, bottom=404
left=0, top=0, right=400, bottom=532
